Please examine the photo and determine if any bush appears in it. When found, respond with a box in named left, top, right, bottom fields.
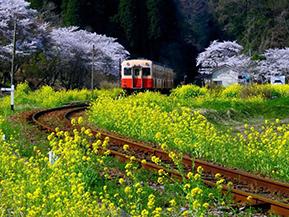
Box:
left=171, top=84, right=208, bottom=99
left=271, top=84, right=289, bottom=98
left=221, top=84, right=242, bottom=98
left=240, top=84, right=272, bottom=99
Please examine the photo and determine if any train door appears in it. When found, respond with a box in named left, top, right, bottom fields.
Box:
left=133, top=67, right=142, bottom=88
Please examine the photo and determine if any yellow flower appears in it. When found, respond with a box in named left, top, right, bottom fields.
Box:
left=84, top=129, right=91, bottom=135
left=216, top=179, right=225, bottom=185
left=155, top=132, right=162, bottom=140
left=71, top=119, right=77, bottom=126
left=147, top=194, right=155, bottom=209
left=193, top=200, right=200, bottom=209
left=123, top=144, right=129, bottom=151
left=215, top=173, right=221, bottom=179
left=136, top=188, right=143, bottom=194
left=227, top=182, right=233, bottom=187
left=183, top=183, right=190, bottom=191
left=161, top=143, right=167, bottom=150
left=158, top=169, right=164, bottom=176
left=276, top=118, right=280, bottom=124
left=203, top=203, right=209, bottom=208
left=169, top=199, right=176, bottom=206
left=124, top=187, right=131, bottom=194
left=194, top=173, right=201, bottom=181
left=78, top=117, right=83, bottom=124
left=119, top=178, right=124, bottom=185
left=182, top=211, right=189, bottom=216
left=141, top=209, right=149, bottom=216
left=187, top=172, right=193, bottom=179
left=167, top=207, right=173, bottom=212
left=197, top=166, right=203, bottom=174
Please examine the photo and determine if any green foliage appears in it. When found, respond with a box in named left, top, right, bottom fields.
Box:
left=62, top=0, right=81, bottom=26
left=209, top=0, right=289, bottom=52
left=27, top=0, right=44, bottom=10
left=146, top=0, right=162, bottom=40
left=239, top=84, right=272, bottom=99
left=250, top=53, right=266, bottom=61
left=118, top=0, right=138, bottom=48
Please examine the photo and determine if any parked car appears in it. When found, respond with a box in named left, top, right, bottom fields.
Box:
left=273, top=80, right=283, bottom=85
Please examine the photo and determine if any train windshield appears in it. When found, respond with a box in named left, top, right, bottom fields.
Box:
left=143, top=68, right=151, bottom=76
left=134, top=68, right=140, bottom=76
left=124, top=68, right=131, bottom=75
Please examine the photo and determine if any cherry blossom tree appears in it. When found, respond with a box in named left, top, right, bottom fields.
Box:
left=226, top=54, right=252, bottom=73
left=51, top=27, right=129, bottom=75
left=263, top=48, right=289, bottom=76
left=196, top=40, right=243, bottom=74
left=0, top=0, right=52, bottom=84
left=50, top=27, right=129, bottom=88
left=0, top=0, right=51, bottom=58
left=247, top=48, right=289, bottom=82
left=0, top=0, right=129, bottom=88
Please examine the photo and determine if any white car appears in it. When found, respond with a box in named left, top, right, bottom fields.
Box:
left=273, top=80, right=283, bottom=85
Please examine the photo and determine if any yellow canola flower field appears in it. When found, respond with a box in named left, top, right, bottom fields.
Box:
left=171, top=83, right=289, bottom=100
left=88, top=90, right=289, bottom=181
left=0, top=128, right=120, bottom=216
left=0, top=82, right=123, bottom=113
left=0, top=119, right=231, bottom=216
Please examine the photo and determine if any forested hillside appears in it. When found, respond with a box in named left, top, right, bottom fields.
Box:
left=3, top=0, right=289, bottom=85
left=209, top=0, right=289, bottom=53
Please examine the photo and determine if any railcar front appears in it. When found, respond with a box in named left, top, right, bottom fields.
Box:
left=121, top=59, right=153, bottom=90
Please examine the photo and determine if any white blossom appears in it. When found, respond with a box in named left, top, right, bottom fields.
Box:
left=197, top=40, right=243, bottom=74
left=51, top=27, right=129, bottom=76
left=0, top=0, right=50, bottom=61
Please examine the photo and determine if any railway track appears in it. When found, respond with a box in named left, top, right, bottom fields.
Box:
left=31, top=105, right=289, bottom=216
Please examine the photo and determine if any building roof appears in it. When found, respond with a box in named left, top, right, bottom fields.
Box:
left=195, top=74, right=212, bottom=79
left=210, top=64, right=231, bottom=74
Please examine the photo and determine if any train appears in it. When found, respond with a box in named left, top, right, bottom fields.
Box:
left=121, top=59, right=174, bottom=92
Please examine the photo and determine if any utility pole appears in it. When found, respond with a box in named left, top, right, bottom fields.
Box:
left=1, top=19, right=16, bottom=110
left=119, top=58, right=121, bottom=88
left=91, top=45, right=95, bottom=99
left=9, top=18, right=17, bottom=110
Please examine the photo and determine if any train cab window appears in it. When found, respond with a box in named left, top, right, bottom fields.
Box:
left=134, top=68, right=140, bottom=76
left=143, top=68, right=151, bottom=76
left=124, top=68, right=131, bottom=76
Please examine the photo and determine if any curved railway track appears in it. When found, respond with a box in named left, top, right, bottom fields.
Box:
left=31, top=105, right=289, bottom=216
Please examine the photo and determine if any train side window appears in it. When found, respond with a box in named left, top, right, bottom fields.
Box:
left=143, top=68, right=151, bottom=76
left=134, top=68, right=140, bottom=76
left=124, top=68, right=131, bottom=76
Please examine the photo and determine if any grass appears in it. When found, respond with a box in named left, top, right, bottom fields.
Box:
left=202, top=97, right=289, bottom=132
